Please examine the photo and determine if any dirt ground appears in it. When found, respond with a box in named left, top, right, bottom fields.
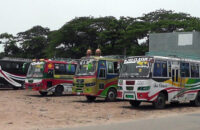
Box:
left=0, top=89, right=200, bottom=130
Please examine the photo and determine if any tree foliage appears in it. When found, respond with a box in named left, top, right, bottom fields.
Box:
left=1, top=9, right=200, bottom=59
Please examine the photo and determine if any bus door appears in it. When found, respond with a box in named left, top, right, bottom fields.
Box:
left=97, top=60, right=107, bottom=94
left=172, top=68, right=179, bottom=85
left=171, top=61, right=182, bottom=100
left=171, top=61, right=181, bottom=87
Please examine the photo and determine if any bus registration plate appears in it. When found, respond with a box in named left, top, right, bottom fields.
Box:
left=124, top=92, right=135, bottom=99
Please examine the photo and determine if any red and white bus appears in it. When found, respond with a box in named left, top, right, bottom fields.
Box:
left=25, top=59, right=77, bottom=96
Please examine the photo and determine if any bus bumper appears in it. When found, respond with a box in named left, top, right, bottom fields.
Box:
left=117, top=91, right=123, bottom=99
left=25, top=82, right=44, bottom=91
left=123, top=91, right=149, bottom=101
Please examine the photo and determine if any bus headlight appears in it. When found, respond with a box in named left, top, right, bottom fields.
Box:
left=138, top=86, right=150, bottom=91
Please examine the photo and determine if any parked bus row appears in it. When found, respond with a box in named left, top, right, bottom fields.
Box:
left=1, top=49, right=200, bottom=109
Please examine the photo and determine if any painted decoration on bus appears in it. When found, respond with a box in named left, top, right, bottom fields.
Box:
left=124, top=57, right=152, bottom=64
left=120, top=57, right=151, bottom=77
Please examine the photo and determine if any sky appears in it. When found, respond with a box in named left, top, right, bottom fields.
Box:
left=0, top=0, right=200, bottom=51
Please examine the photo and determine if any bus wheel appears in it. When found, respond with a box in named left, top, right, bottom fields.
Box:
left=129, top=100, right=141, bottom=107
left=106, top=88, right=117, bottom=102
left=86, top=96, right=96, bottom=102
left=153, top=93, right=166, bottom=109
left=54, top=85, right=64, bottom=96
left=191, top=91, right=200, bottom=106
left=39, top=91, right=48, bottom=96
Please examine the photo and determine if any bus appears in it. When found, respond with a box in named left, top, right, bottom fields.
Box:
left=0, top=57, right=31, bottom=89
left=72, top=55, right=123, bottom=102
left=117, top=56, right=200, bottom=109
left=25, top=59, right=77, bottom=96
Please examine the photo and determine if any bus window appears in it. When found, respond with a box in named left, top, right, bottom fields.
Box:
left=54, top=64, right=67, bottom=75
left=47, top=69, right=53, bottom=78
left=66, top=64, right=76, bottom=75
left=153, top=62, right=161, bottom=77
left=153, top=61, right=167, bottom=77
left=107, top=61, right=119, bottom=74
left=162, top=62, right=167, bottom=77
left=107, top=61, right=114, bottom=74
left=114, top=62, right=119, bottom=74
left=6, top=62, right=11, bottom=69
left=191, top=64, right=199, bottom=78
left=99, top=68, right=106, bottom=78
left=0, top=61, right=6, bottom=69
left=180, top=62, right=190, bottom=77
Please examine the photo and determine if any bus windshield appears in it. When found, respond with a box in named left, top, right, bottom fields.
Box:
left=120, top=58, right=150, bottom=78
left=27, top=63, right=44, bottom=78
left=76, top=60, right=96, bottom=76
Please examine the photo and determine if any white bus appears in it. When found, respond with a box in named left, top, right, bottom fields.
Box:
left=117, top=56, right=200, bottom=109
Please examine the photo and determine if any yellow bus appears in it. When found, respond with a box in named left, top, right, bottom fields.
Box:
left=73, top=55, right=123, bottom=101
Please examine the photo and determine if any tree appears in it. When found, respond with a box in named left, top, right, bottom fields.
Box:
left=140, top=9, right=200, bottom=33
left=17, top=25, right=50, bottom=58
left=46, top=17, right=99, bottom=58
left=0, top=33, right=22, bottom=57
left=2, top=9, right=200, bottom=59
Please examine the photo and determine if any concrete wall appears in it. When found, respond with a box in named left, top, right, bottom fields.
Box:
left=148, top=31, right=200, bottom=59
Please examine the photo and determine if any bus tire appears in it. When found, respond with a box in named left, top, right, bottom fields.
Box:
left=39, top=91, right=48, bottom=96
left=191, top=91, right=200, bottom=107
left=153, top=93, right=166, bottom=109
left=54, top=85, right=64, bottom=96
left=106, top=88, right=117, bottom=102
left=129, top=100, right=141, bottom=107
left=86, top=96, right=96, bottom=102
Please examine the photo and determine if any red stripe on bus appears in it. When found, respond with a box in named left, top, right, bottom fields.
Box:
left=97, top=80, right=117, bottom=95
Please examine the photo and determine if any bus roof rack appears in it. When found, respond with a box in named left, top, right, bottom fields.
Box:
left=103, top=55, right=126, bottom=59
left=146, top=51, right=200, bottom=60
left=50, top=57, right=79, bottom=63
left=0, top=57, right=32, bottom=62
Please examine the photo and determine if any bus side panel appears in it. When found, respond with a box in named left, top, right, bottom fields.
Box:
left=96, top=77, right=118, bottom=97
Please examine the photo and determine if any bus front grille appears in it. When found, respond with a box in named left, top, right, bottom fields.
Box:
left=126, top=86, right=134, bottom=90
left=76, top=83, right=84, bottom=87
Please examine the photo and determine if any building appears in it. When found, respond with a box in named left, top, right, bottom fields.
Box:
left=147, top=31, right=200, bottom=59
